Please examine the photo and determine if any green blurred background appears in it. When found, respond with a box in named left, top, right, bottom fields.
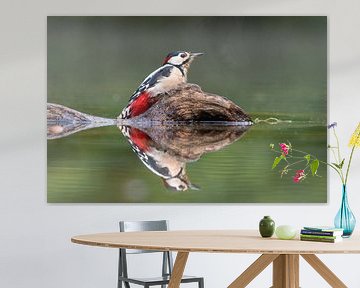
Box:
left=47, top=16, right=327, bottom=203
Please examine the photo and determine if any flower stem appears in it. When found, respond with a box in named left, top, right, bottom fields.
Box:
left=332, top=127, right=346, bottom=182
left=322, top=161, right=344, bottom=181
left=330, top=147, right=339, bottom=165
left=345, top=145, right=356, bottom=185
left=292, top=148, right=344, bottom=183
left=333, top=127, right=342, bottom=163
left=344, top=128, right=360, bottom=185
left=285, top=159, right=307, bottom=168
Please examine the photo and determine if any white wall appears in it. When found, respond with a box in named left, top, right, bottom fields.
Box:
left=1, top=0, right=360, bottom=287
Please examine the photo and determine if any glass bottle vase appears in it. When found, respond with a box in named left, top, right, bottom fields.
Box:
left=334, top=185, right=356, bottom=237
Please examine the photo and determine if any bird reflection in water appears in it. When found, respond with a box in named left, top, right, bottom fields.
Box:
left=119, top=124, right=249, bottom=191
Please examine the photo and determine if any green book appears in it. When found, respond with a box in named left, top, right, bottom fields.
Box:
left=300, top=236, right=342, bottom=243
left=300, top=234, right=340, bottom=240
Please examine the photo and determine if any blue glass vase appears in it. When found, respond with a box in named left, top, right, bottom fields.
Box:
left=334, top=185, right=356, bottom=237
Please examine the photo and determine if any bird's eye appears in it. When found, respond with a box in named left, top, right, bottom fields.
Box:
left=180, top=53, right=187, bottom=58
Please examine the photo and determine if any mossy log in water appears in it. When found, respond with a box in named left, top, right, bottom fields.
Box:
left=120, top=83, right=252, bottom=124
left=48, top=83, right=251, bottom=139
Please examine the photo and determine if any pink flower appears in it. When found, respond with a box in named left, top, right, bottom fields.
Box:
left=279, top=143, right=289, bottom=156
left=293, top=169, right=305, bottom=183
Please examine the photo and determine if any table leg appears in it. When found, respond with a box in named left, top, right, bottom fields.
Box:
left=272, top=254, right=299, bottom=288
left=301, top=254, right=347, bottom=288
left=229, top=253, right=348, bottom=288
left=228, top=254, right=279, bottom=288
left=168, top=252, right=189, bottom=288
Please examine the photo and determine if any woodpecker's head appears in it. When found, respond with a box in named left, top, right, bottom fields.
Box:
left=162, top=167, right=200, bottom=192
left=163, top=51, right=203, bottom=69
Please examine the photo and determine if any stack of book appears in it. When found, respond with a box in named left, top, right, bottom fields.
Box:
left=300, top=226, right=344, bottom=243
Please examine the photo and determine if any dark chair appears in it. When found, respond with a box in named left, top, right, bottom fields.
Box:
left=118, top=220, right=204, bottom=288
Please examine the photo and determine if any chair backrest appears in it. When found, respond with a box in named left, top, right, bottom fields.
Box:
left=120, top=220, right=168, bottom=232
left=118, top=220, right=174, bottom=283
left=119, top=220, right=169, bottom=254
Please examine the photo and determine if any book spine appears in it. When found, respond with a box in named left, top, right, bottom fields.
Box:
left=300, top=237, right=337, bottom=243
left=301, top=230, right=336, bottom=236
left=300, top=234, right=337, bottom=240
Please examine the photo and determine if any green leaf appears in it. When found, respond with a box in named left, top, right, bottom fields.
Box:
left=339, top=158, right=345, bottom=169
left=310, top=159, right=319, bottom=176
left=304, top=154, right=311, bottom=164
left=332, top=159, right=345, bottom=169
left=332, top=162, right=340, bottom=169
left=272, top=156, right=282, bottom=169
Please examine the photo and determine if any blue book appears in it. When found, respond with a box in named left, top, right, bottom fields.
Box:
left=302, top=226, right=343, bottom=236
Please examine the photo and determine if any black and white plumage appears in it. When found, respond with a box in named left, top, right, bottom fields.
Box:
left=120, top=51, right=203, bottom=119
left=120, top=125, right=198, bottom=191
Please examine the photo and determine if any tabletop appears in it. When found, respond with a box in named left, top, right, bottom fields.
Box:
left=71, top=229, right=360, bottom=254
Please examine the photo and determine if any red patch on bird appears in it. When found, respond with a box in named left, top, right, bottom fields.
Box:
left=163, top=56, right=171, bottom=65
left=129, top=91, right=158, bottom=117
left=129, top=128, right=150, bottom=152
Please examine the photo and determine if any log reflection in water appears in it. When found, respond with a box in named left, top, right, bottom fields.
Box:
left=119, top=124, right=250, bottom=191
left=47, top=103, right=115, bottom=139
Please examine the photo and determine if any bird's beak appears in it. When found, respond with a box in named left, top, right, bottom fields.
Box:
left=189, top=183, right=201, bottom=190
left=190, top=52, right=204, bottom=58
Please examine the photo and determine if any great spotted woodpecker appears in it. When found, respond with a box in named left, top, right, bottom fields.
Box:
left=120, top=51, right=203, bottom=119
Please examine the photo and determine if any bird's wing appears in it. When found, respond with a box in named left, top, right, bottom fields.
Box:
left=120, top=126, right=173, bottom=178
left=128, top=64, right=173, bottom=103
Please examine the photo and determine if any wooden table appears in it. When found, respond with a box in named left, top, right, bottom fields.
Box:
left=72, top=230, right=360, bottom=288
